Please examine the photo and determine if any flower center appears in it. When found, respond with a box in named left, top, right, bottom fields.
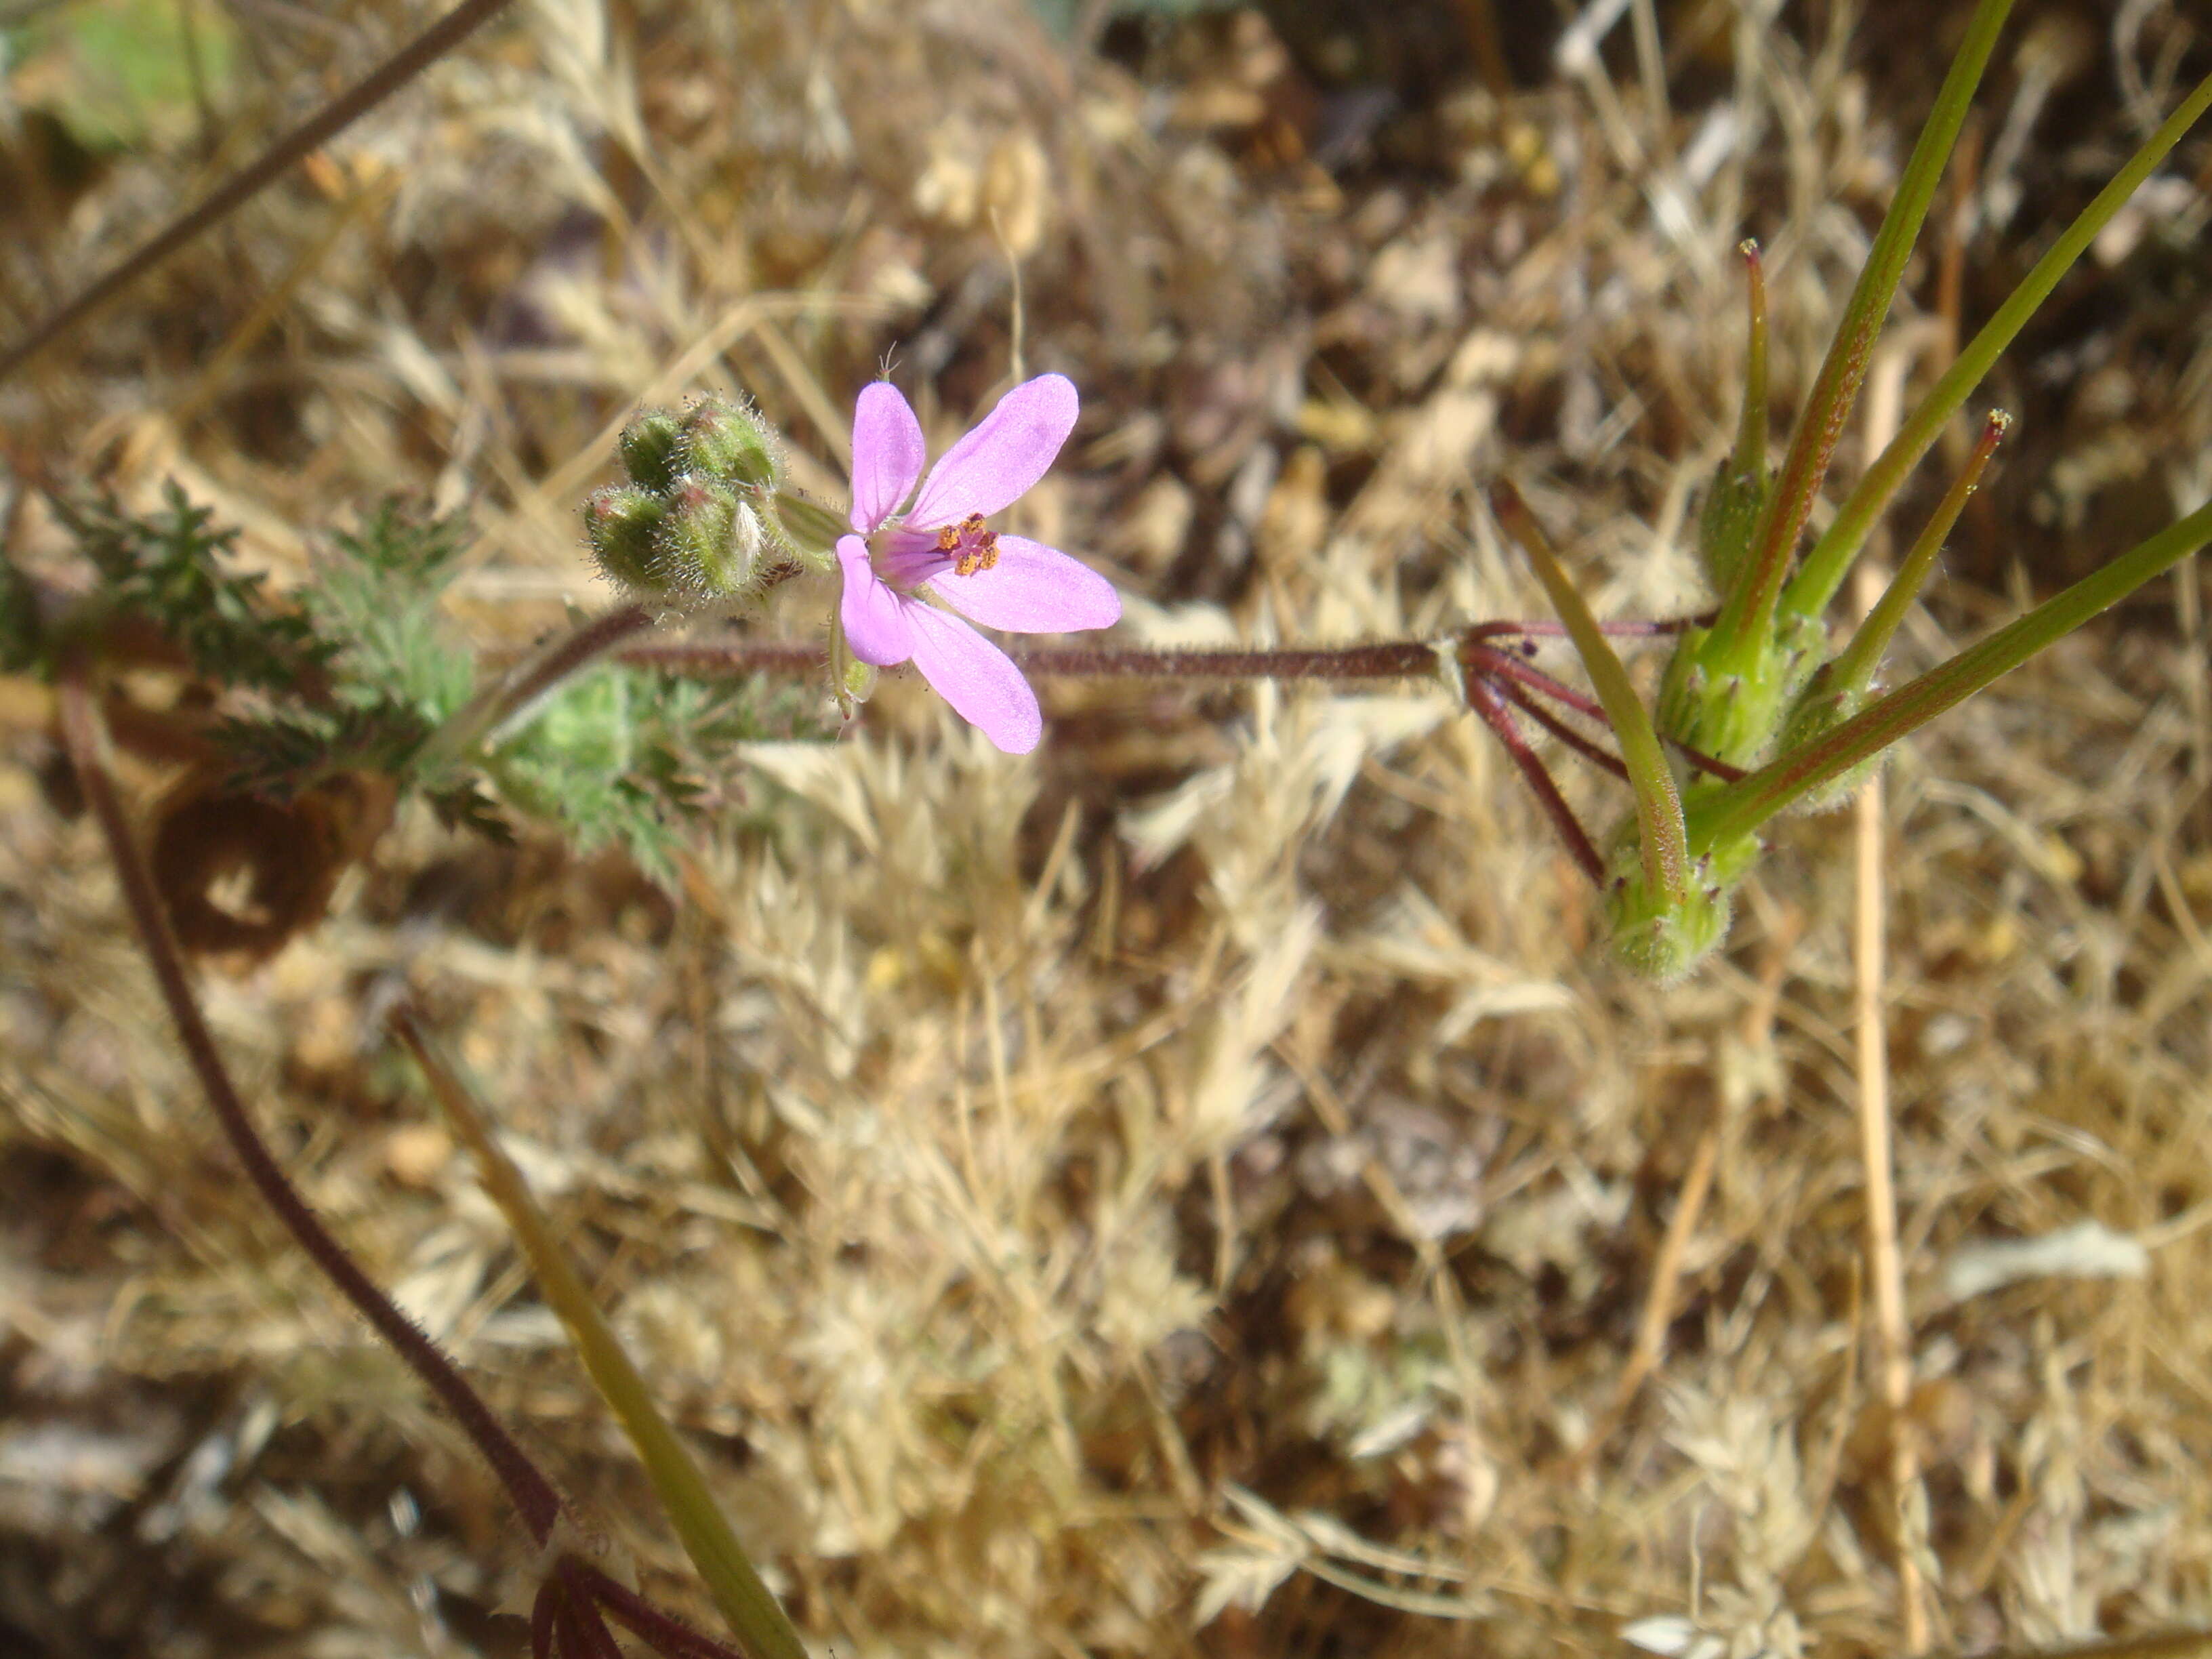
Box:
left=935, top=512, right=1000, bottom=578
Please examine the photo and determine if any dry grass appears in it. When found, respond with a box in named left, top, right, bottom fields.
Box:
left=4, top=1, right=2212, bottom=1654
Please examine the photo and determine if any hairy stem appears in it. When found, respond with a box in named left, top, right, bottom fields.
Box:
left=590, top=619, right=1698, bottom=687
left=54, top=650, right=564, bottom=1544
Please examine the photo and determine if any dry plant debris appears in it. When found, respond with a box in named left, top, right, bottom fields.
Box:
left=3, top=1, right=2212, bottom=1655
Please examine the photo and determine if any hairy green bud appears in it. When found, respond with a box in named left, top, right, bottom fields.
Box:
left=1602, top=819, right=1758, bottom=981
left=618, top=410, right=685, bottom=494
left=586, top=485, right=671, bottom=592
left=657, top=472, right=766, bottom=600
left=681, top=397, right=782, bottom=491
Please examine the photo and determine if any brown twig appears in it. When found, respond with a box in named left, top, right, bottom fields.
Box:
left=0, top=0, right=518, bottom=384
left=54, top=647, right=565, bottom=1547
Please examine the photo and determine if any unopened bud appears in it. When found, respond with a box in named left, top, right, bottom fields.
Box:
left=680, top=397, right=782, bottom=491
left=657, top=472, right=765, bottom=600
left=586, top=486, right=670, bottom=591
left=1656, top=611, right=1824, bottom=777
left=618, top=409, right=684, bottom=494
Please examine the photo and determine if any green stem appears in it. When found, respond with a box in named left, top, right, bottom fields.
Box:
left=1708, top=0, right=2014, bottom=663
left=390, top=1010, right=811, bottom=1659
left=1492, top=482, right=1687, bottom=905
left=1826, top=409, right=2008, bottom=698
left=1689, top=497, right=2212, bottom=850
left=1785, top=66, right=2212, bottom=623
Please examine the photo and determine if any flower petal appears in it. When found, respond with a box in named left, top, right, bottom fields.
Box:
left=905, top=603, right=1044, bottom=754
left=849, top=382, right=926, bottom=533
left=907, top=373, right=1078, bottom=527
left=922, top=536, right=1122, bottom=634
left=838, top=535, right=916, bottom=665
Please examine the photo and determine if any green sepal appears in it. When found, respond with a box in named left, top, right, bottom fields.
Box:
left=769, top=491, right=848, bottom=570
left=1696, top=457, right=1769, bottom=598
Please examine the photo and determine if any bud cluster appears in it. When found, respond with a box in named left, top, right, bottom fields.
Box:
left=586, top=398, right=792, bottom=605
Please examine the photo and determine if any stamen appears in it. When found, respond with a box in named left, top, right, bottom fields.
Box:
left=935, top=512, right=1000, bottom=577
left=954, top=529, right=999, bottom=578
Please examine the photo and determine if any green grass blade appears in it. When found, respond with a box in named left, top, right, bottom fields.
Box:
left=392, top=1011, right=811, bottom=1659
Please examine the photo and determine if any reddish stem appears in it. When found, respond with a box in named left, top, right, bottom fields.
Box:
left=55, top=650, right=565, bottom=1547
left=1464, top=676, right=1604, bottom=884
left=563, top=1559, right=756, bottom=1659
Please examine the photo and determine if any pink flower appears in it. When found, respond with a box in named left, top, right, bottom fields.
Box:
left=836, top=374, right=1120, bottom=754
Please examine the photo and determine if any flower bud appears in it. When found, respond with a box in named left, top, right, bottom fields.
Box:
left=618, top=409, right=684, bottom=493
left=657, top=472, right=766, bottom=600
left=680, top=397, right=782, bottom=491
left=586, top=485, right=671, bottom=591
left=1656, top=611, right=1825, bottom=776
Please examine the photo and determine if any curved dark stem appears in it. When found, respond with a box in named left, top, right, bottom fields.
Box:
left=0, top=0, right=518, bottom=383
left=55, top=648, right=565, bottom=1546
left=561, top=1559, right=756, bottom=1659
left=1464, top=675, right=1604, bottom=885
left=1490, top=676, right=1630, bottom=782
left=1467, top=642, right=1610, bottom=722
